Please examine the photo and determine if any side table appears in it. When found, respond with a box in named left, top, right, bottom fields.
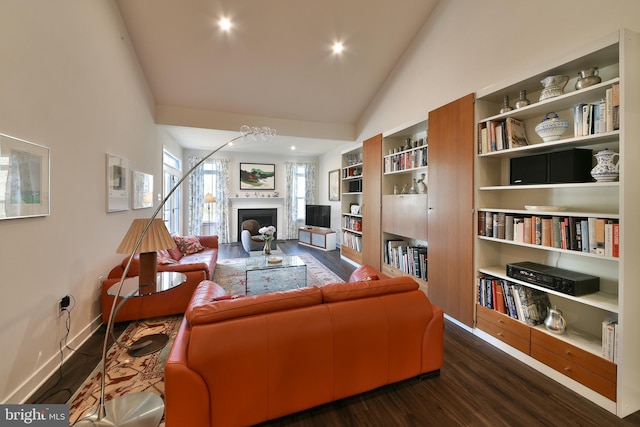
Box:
left=107, top=271, right=186, bottom=356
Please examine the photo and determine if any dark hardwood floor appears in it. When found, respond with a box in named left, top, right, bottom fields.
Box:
left=27, top=240, right=640, bottom=426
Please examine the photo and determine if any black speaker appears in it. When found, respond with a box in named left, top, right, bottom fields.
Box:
left=510, top=153, right=548, bottom=185
left=510, top=148, right=593, bottom=185
left=548, top=148, right=593, bottom=183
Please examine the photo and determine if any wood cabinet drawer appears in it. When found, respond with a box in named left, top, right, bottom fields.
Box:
left=476, top=305, right=530, bottom=355
left=531, top=328, right=617, bottom=401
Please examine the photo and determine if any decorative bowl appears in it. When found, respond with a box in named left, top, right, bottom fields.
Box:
left=535, top=112, right=569, bottom=142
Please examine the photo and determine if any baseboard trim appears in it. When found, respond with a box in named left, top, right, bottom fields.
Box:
left=7, top=314, right=103, bottom=404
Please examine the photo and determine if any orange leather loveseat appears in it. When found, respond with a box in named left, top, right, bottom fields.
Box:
left=101, top=235, right=219, bottom=323
left=165, top=265, right=444, bottom=427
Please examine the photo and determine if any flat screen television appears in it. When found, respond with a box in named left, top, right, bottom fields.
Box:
left=305, top=204, right=331, bottom=228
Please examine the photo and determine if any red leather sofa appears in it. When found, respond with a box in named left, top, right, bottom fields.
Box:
left=165, top=265, right=444, bottom=427
left=101, top=235, right=218, bottom=323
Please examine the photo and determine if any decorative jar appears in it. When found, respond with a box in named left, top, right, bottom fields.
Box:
left=515, top=90, right=530, bottom=109
left=575, top=67, right=602, bottom=90
left=539, top=75, right=569, bottom=101
left=544, top=306, right=566, bottom=334
left=500, top=95, right=513, bottom=113
left=590, top=148, right=620, bottom=182
left=534, top=112, right=569, bottom=142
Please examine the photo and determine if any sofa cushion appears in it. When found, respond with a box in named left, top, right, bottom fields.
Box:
left=186, top=282, right=323, bottom=326
left=174, top=235, right=205, bottom=255
left=321, top=277, right=419, bottom=303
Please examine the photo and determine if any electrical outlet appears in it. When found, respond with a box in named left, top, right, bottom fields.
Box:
left=59, top=295, right=70, bottom=312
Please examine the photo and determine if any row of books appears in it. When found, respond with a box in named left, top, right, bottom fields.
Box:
left=383, top=147, right=428, bottom=173
left=602, top=318, right=618, bottom=362
left=477, top=117, right=528, bottom=154
left=342, top=231, right=362, bottom=252
left=478, top=211, right=619, bottom=257
left=342, top=216, right=362, bottom=232
left=478, top=276, right=550, bottom=326
left=574, top=83, right=619, bottom=137
left=384, top=240, right=428, bottom=281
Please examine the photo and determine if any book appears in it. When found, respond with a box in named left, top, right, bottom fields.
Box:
left=494, top=281, right=507, bottom=314
left=573, top=103, right=586, bottom=136
left=497, top=212, right=506, bottom=239
left=514, top=218, right=524, bottom=243
left=478, top=211, right=486, bottom=236
left=523, top=217, right=532, bottom=244
left=512, top=285, right=551, bottom=326
left=595, top=218, right=606, bottom=255
left=604, top=221, right=613, bottom=257
left=492, top=213, right=499, bottom=238
left=602, top=318, right=617, bottom=361
left=588, top=217, right=598, bottom=254
left=505, top=215, right=514, bottom=240
left=551, top=216, right=562, bottom=248
left=613, top=222, right=620, bottom=258
left=580, top=219, right=590, bottom=253
left=504, top=117, right=528, bottom=148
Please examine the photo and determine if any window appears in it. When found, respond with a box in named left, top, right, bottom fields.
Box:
left=202, top=161, right=219, bottom=233
left=163, top=150, right=181, bottom=234
left=296, top=165, right=306, bottom=220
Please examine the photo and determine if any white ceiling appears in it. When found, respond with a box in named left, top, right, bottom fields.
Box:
left=116, top=0, right=440, bottom=155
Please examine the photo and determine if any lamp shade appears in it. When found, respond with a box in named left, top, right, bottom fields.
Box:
left=204, top=193, right=216, bottom=203
left=116, top=218, right=176, bottom=254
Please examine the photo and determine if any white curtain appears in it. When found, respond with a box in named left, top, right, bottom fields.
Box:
left=284, top=162, right=317, bottom=239
left=211, top=158, right=231, bottom=243
left=187, top=156, right=204, bottom=236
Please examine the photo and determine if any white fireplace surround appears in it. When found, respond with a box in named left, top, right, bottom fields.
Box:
left=229, top=197, right=285, bottom=243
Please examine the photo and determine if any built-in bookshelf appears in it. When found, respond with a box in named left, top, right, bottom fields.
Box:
left=380, top=119, right=428, bottom=291
left=474, top=28, right=640, bottom=417
left=340, top=146, right=363, bottom=265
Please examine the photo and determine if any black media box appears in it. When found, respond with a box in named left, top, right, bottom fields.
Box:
left=510, top=148, right=593, bottom=185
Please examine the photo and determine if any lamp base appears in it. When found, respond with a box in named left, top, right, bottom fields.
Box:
left=74, top=392, right=163, bottom=427
left=128, top=333, right=169, bottom=357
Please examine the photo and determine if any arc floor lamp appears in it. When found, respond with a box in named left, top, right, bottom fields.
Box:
left=74, top=125, right=275, bottom=427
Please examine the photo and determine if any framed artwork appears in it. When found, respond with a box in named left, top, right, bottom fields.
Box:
left=240, top=163, right=275, bottom=190
left=132, top=170, right=154, bottom=209
left=328, top=169, right=340, bottom=201
left=106, top=153, right=130, bottom=212
left=0, top=133, right=50, bottom=220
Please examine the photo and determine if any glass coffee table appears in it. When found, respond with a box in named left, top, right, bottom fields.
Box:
left=245, top=255, right=307, bottom=295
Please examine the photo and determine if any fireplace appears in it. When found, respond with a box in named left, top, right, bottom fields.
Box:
left=238, top=208, right=277, bottom=241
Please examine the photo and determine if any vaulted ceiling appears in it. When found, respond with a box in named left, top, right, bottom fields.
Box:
left=116, top=0, right=440, bottom=155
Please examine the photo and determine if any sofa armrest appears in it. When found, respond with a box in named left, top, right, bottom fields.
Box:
left=198, top=235, right=219, bottom=249
left=349, top=265, right=391, bottom=282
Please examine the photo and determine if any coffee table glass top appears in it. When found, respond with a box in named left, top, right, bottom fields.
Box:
left=245, top=255, right=306, bottom=295
left=107, top=271, right=187, bottom=298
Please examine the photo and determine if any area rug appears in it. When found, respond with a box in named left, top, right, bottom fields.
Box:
left=67, top=253, right=343, bottom=425
left=213, top=252, right=344, bottom=295
left=67, top=315, right=182, bottom=425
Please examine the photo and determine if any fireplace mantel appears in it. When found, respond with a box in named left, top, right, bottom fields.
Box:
left=229, top=197, right=285, bottom=242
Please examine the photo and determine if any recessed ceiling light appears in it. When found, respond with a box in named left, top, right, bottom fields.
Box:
left=332, top=42, right=344, bottom=55
left=219, top=17, right=232, bottom=32
left=290, top=145, right=296, bottom=151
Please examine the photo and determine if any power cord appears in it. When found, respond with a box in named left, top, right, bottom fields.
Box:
left=33, top=295, right=100, bottom=403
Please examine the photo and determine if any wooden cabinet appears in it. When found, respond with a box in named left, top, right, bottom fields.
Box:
left=476, top=304, right=530, bottom=355
left=298, top=227, right=336, bottom=251
left=427, top=93, right=475, bottom=327
left=362, top=134, right=382, bottom=269
left=381, top=194, right=427, bottom=240
left=473, top=29, right=640, bottom=416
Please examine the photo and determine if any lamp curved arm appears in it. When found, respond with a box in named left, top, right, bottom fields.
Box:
left=75, top=126, right=274, bottom=425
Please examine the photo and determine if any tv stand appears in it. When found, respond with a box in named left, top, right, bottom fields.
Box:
left=298, top=227, right=336, bottom=251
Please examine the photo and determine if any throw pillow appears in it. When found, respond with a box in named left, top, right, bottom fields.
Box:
left=174, top=235, right=205, bottom=255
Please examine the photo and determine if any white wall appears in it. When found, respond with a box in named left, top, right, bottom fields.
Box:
left=355, top=0, right=640, bottom=143
left=0, top=0, right=165, bottom=403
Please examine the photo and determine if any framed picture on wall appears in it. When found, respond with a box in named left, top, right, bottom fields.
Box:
left=328, top=169, right=340, bottom=201
left=132, top=170, right=153, bottom=209
left=0, top=133, right=50, bottom=220
left=106, top=153, right=130, bottom=212
left=240, top=163, right=275, bottom=190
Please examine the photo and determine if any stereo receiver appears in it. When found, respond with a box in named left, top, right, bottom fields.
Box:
left=506, top=261, right=599, bottom=296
